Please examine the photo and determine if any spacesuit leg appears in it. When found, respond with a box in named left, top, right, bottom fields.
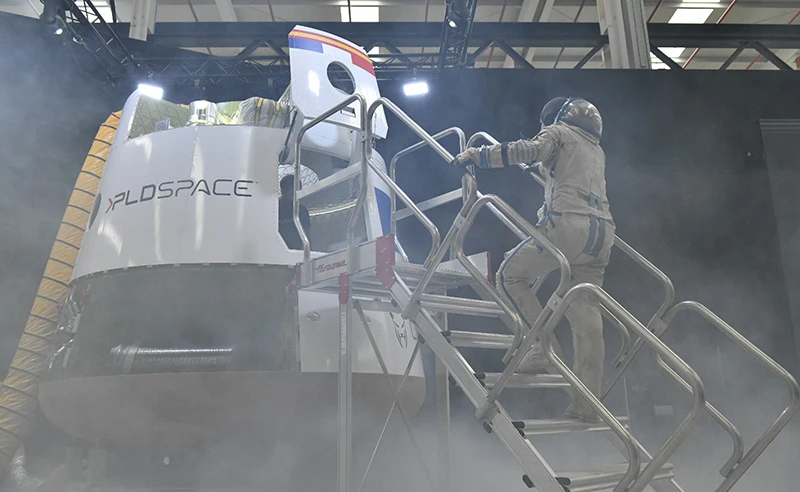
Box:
left=495, top=223, right=581, bottom=372
left=563, top=221, right=615, bottom=421
left=563, top=287, right=605, bottom=420
left=495, top=238, right=565, bottom=372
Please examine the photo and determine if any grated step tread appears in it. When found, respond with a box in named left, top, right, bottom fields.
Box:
left=512, top=417, right=629, bottom=436
left=479, top=372, right=571, bottom=389
left=450, top=330, right=514, bottom=349
left=545, top=463, right=674, bottom=492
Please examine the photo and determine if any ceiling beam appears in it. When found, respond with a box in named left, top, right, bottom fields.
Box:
left=502, top=0, right=555, bottom=68
left=751, top=41, right=794, bottom=70
left=113, top=22, right=800, bottom=51
left=495, top=40, right=536, bottom=69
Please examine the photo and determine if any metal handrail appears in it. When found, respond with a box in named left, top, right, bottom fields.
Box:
left=466, top=131, right=499, bottom=149
left=544, top=283, right=707, bottom=492
left=445, top=192, right=639, bottom=491
left=651, top=353, right=743, bottom=477
left=466, top=130, right=748, bottom=481
left=455, top=194, right=573, bottom=301
left=602, top=237, right=675, bottom=399
left=521, top=276, right=633, bottom=370
left=293, top=94, right=367, bottom=266
left=389, top=127, right=466, bottom=240
left=661, top=301, right=800, bottom=492
left=603, top=306, right=633, bottom=368
left=366, top=158, right=441, bottom=269
left=452, top=195, right=572, bottom=413
left=447, top=198, right=654, bottom=492
left=362, top=99, right=486, bottom=323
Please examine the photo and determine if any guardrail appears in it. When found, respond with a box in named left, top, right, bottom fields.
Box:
left=661, top=301, right=800, bottom=492
left=449, top=194, right=642, bottom=492
left=293, top=93, right=368, bottom=270
left=468, top=128, right=800, bottom=486
left=292, top=97, right=797, bottom=492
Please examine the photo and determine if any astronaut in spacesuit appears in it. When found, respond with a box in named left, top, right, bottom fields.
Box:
left=454, top=97, right=614, bottom=422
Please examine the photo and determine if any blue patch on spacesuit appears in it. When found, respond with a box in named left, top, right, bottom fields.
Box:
left=501, top=142, right=510, bottom=167
left=590, top=218, right=606, bottom=257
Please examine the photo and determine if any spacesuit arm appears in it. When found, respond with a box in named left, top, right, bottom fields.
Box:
left=491, top=128, right=560, bottom=169
left=455, top=128, right=560, bottom=169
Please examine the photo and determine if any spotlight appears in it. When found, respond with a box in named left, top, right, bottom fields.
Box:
left=446, top=0, right=469, bottom=29
left=403, top=81, right=428, bottom=97
left=41, top=0, right=67, bottom=36
left=138, top=83, right=164, bottom=99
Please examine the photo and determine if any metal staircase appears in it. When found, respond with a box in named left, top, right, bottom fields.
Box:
left=289, top=94, right=800, bottom=492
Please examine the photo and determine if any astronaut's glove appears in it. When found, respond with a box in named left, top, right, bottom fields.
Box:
left=453, top=147, right=481, bottom=168
left=537, top=205, right=546, bottom=222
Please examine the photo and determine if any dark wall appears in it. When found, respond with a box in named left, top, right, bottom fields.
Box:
left=0, top=13, right=129, bottom=371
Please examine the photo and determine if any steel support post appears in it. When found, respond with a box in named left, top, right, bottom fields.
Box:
left=597, top=0, right=651, bottom=68
left=338, top=273, right=353, bottom=492
left=435, top=357, right=451, bottom=492
left=434, top=287, right=451, bottom=492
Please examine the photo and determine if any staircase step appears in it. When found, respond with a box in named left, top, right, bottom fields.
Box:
left=300, top=245, right=488, bottom=293
left=479, top=372, right=571, bottom=389
left=550, top=463, right=674, bottom=492
left=353, top=297, right=505, bottom=317
left=419, top=295, right=506, bottom=317
left=513, top=417, right=629, bottom=437
left=450, top=330, right=514, bottom=349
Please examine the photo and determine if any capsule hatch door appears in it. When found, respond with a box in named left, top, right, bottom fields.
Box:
left=288, top=25, right=388, bottom=139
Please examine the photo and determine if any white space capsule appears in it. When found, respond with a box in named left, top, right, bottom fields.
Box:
left=39, top=26, right=425, bottom=457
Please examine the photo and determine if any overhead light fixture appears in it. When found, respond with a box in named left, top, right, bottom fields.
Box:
left=41, top=0, right=67, bottom=36
left=668, top=8, right=713, bottom=24
left=50, top=16, right=66, bottom=36
left=660, top=47, right=685, bottom=57
left=138, top=83, right=164, bottom=99
left=446, top=0, right=469, bottom=29
left=403, top=81, right=428, bottom=97
left=340, top=6, right=379, bottom=23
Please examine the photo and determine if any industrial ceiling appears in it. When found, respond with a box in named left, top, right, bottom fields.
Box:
left=1, top=0, right=798, bottom=86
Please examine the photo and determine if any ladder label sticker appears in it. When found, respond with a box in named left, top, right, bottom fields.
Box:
left=317, top=259, right=347, bottom=275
